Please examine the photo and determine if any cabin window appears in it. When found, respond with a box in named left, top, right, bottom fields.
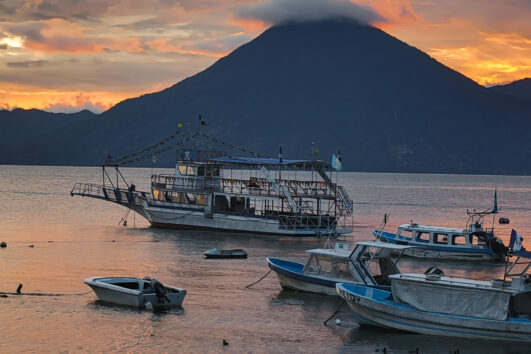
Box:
left=433, top=233, right=449, bottom=245
left=153, top=189, right=165, bottom=201
left=214, top=195, right=229, bottom=211
left=178, top=165, right=197, bottom=176
left=196, top=194, right=208, bottom=206
left=470, top=234, right=486, bottom=247
left=186, top=193, right=196, bottom=204
left=197, top=166, right=205, bottom=176
left=212, top=167, right=220, bottom=176
left=398, top=229, right=413, bottom=240
left=452, top=235, right=467, bottom=245
left=415, top=231, right=430, bottom=243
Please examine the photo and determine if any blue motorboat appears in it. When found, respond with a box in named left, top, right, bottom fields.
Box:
left=336, top=246, right=531, bottom=342
left=267, top=241, right=419, bottom=295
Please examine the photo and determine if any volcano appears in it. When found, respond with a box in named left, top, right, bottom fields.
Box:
left=3, top=19, right=531, bottom=174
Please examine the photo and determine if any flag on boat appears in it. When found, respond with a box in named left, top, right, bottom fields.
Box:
left=331, top=149, right=342, bottom=171
left=509, top=229, right=525, bottom=252
left=177, top=122, right=183, bottom=128
left=198, top=115, right=206, bottom=125
left=152, top=155, right=158, bottom=164
left=312, top=142, right=319, bottom=157
left=279, top=145, right=283, bottom=163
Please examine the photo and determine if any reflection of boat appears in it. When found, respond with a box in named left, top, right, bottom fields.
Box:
left=71, top=130, right=353, bottom=236
left=337, top=247, right=531, bottom=342
left=204, top=248, right=247, bottom=259
left=267, top=241, right=418, bottom=295
left=373, top=193, right=508, bottom=261
left=84, top=276, right=186, bottom=309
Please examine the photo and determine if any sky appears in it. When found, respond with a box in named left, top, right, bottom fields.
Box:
left=0, top=0, right=529, bottom=113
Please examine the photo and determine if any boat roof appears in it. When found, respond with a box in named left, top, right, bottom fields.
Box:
left=209, top=156, right=331, bottom=169
left=390, top=273, right=517, bottom=294
left=356, top=241, right=422, bottom=250
left=305, top=248, right=351, bottom=260
left=399, top=224, right=465, bottom=233
left=513, top=250, right=531, bottom=259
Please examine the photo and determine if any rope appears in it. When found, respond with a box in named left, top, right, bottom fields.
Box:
left=245, top=269, right=272, bottom=288
left=323, top=299, right=346, bottom=325
left=0, top=290, right=92, bottom=297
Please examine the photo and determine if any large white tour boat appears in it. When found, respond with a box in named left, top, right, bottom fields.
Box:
left=71, top=133, right=353, bottom=236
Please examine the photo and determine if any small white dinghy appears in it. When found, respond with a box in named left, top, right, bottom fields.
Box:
left=84, top=276, right=186, bottom=310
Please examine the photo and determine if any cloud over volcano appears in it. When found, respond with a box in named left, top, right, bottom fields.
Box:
left=237, top=0, right=384, bottom=26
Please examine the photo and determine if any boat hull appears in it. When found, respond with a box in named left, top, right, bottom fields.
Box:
left=337, top=283, right=531, bottom=342
left=267, top=258, right=347, bottom=296
left=146, top=207, right=351, bottom=236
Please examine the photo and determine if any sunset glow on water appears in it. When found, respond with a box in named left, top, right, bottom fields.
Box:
left=0, top=166, right=529, bottom=352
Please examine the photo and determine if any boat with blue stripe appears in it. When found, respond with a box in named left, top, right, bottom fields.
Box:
left=373, top=222, right=507, bottom=261
left=267, top=241, right=419, bottom=296
left=336, top=247, right=531, bottom=342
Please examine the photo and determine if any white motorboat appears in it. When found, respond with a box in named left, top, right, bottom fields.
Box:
left=267, top=241, right=419, bottom=295
left=84, top=276, right=186, bottom=309
left=337, top=232, right=531, bottom=341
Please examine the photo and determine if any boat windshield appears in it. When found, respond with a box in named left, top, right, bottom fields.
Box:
left=302, top=255, right=352, bottom=279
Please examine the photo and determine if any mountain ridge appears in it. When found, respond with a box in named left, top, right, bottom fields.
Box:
left=2, top=20, right=531, bottom=174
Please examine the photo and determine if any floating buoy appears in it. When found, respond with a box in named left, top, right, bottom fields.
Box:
left=335, top=319, right=342, bottom=326
left=16, top=284, right=22, bottom=294
left=223, top=339, right=229, bottom=346
left=29, top=245, right=34, bottom=248
left=0, top=241, right=6, bottom=248
left=499, top=217, right=510, bottom=224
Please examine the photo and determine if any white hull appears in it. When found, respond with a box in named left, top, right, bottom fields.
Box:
left=88, top=284, right=142, bottom=307
left=340, top=290, right=531, bottom=342
left=144, top=206, right=351, bottom=236
left=276, top=273, right=338, bottom=296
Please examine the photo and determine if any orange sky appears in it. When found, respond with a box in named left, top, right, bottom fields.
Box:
left=0, top=0, right=529, bottom=113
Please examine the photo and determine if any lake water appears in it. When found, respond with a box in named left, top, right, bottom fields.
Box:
left=0, top=165, right=530, bottom=353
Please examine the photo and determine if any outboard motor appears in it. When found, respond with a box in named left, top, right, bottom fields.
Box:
left=151, top=278, right=170, bottom=303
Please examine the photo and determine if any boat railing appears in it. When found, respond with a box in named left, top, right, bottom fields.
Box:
left=70, top=182, right=147, bottom=206
left=278, top=214, right=338, bottom=232
left=151, top=174, right=340, bottom=199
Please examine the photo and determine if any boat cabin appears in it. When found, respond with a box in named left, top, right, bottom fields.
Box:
left=396, top=222, right=491, bottom=248
left=302, top=242, right=420, bottom=287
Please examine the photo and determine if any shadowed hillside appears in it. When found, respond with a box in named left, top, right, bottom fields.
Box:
left=490, top=78, right=531, bottom=101
left=2, top=19, right=531, bottom=174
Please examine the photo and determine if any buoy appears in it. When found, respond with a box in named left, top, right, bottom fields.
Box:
left=223, top=339, right=229, bottom=346
left=0, top=241, right=6, bottom=248
left=29, top=245, right=34, bottom=248
left=16, top=284, right=22, bottom=294
left=335, top=319, right=342, bottom=326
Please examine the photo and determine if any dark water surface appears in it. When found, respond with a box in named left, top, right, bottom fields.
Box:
left=0, top=166, right=530, bottom=352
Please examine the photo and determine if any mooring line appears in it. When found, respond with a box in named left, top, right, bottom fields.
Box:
left=323, top=299, right=346, bottom=325
left=245, top=269, right=272, bottom=288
